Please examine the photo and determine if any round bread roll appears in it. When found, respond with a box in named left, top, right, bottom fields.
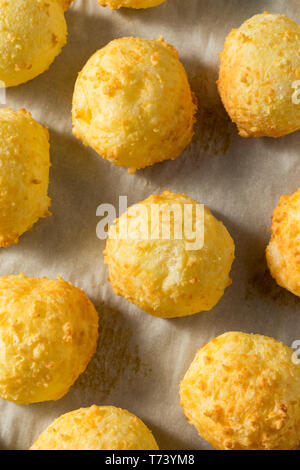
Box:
left=0, top=108, right=51, bottom=247
left=266, top=187, right=300, bottom=297
left=72, top=37, right=196, bottom=172
left=98, top=0, right=166, bottom=9
left=104, top=191, right=235, bottom=318
left=180, top=332, right=300, bottom=450
left=30, top=405, right=159, bottom=450
left=0, top=0, right=71, bottom=88
left=0, top=274, right=98, bottom=404
left=218, top=13, right=300, bottom=138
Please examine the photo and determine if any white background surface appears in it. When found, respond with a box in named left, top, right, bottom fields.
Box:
left=0, top=0, right=300, bottom=450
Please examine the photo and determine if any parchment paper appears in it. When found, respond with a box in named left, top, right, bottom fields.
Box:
left=1, top=0, right=300, bottom=451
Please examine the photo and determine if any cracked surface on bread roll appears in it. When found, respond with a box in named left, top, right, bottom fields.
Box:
left=72, top=37, right=196, bottom=172
left=218, top=13, right=300, bottom=138
left=104, top=191, right=235, bottom=318
left=266, top=187, right=300, bottom=297
left=0, top=0, right=69, bottom=87
left=0, top=274, right=99, bottom=404
left=180, top=332, right=300, bottom=450
left=0, top=108, right=51, bottom=247
left=30, top=405, right=159, bottom=450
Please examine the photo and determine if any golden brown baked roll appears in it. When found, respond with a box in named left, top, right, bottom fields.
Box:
left=30, top=405, right=159, bottom=450
left=0, top=274, right=98, bottom=404
left=0, top=0, right=71, bottom=88
left=180, top=331, right=300, bottom=450
left=104, top=191, right=235, bottom=318
left=218, top=13, right=300, bottom=138
left=98, top=0, right=166, bottom=8
left=0, top=108, right=51, bottom=247
left=72, top=37, right=196, bottom=172
left=266, top=187, right=300, bottom=296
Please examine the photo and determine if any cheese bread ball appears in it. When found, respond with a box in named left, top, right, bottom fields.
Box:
left=0, top=108, right=51, bottom=247
left=30, top=405, right=159, bottom=450
left=0, top=274, right=98, bottom=404
left=104, top=191, right=235, bottom=318
left=180, top=332, right=300, bottom=450
left=0, top=0, right=71, bottom=88
left=72, top=37, right=196, bottom=172
left=218, top=13, right=300, bottom=138
left=266, top=187, right=300, bottom=297
left=98, top=0, right=166, bottom=9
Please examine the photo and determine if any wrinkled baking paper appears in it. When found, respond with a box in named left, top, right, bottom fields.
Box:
left=0, top=0, right=300, bottom=450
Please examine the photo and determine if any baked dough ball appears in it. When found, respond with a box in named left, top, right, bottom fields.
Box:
left=0, top=0, right=71, bottom=88
left=98, top=0, right=166, bottom=9
left=104, top=191, right=235, bottom=318
left=0, top=108, right=51, bottom=247
left=218, top=13, right=300, bottom=138
left=266, top=187, right=300, bottom=296
left=180, top=332, right=300, bottom=450
left=30, top=405, right=159, bottom=450
left=0, top=274, right=98, bottom=404
left=72, top=37, right=196, bottom=172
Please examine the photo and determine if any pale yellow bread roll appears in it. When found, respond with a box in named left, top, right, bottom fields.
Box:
left=104, top=191, right=235, bottom=318
left=0, top=0, right=70, bottom=88
left=98, top=0, right=166, bottom=9
left=266, top=187, right=300, bottom=297
left=0, top=108, right=51, bottom=247
left=0, top=274, right=99, bottom=404
left=218, top=13, right=300, bottom=137
left=180, top=332, right=300, bottom=450
left=72, top=37, right=196, bottom=172
left=30, top=405, right=159, bottom=450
